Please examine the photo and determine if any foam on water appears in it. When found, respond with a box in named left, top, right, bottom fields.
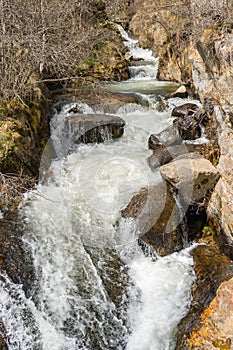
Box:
left=6, top=101, right=194, bottom=349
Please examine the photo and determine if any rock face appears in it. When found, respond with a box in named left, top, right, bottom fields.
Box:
left=185, top=278, right=233, bottom=350
left=160, top=157, right=220, bottom=205
left=175, top=245, right=233, bottom=349
left=66, top=114, right=125, bottom=144
left=207, top=129, right=233, bottom=259
left=121, top=183, right=183, bottom=256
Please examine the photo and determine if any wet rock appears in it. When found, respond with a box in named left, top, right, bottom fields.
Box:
left=148, top=125, right=182, bottom=151
left=171, top=103, right=199, bottom=118
left=0, top=214, right=36, bottom=298
left=175, top=245, right=233, bottom=349
left=66, top=113, right=125, bottom=144
left=160, top=157, right=220, bottom=205
left=147, top=144, right=206, bottom=171
left=121, top=183, right=183, bottom=256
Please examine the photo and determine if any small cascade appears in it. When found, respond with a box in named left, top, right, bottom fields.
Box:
left=116, top=24, right=158, bottom=80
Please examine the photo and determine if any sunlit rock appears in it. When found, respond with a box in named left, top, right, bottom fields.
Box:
left=176, top=246, right=233, bottom=349
left=160, top=157, right=220, bottom=204
left=169, top=85, right=188, bottom=98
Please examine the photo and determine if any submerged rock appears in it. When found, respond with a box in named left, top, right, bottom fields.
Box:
left=66, top=113, right=125, bottom=144
left=175, top=245, right=233, bottom=349
left=0, top=214, right=36, bottom=298
left=160, top=157, right=220, bottom=205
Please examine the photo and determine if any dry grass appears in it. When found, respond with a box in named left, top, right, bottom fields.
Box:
left=0, top=172, right=36, bottom=211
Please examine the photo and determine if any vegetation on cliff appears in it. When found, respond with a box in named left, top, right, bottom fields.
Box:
left=0, top=0, right=132, bottom=210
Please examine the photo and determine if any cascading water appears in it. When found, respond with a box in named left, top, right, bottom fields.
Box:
left=116, top=25, right=158, bottom=80
left=0, top=28, right=196, bottom=350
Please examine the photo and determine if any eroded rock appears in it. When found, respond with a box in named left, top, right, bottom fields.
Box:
left=184, top=278, right=233, bottom=349
left=208, top=130, right=233, bottom=259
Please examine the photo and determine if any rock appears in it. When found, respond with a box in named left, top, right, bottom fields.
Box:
left=160, top=157, right=220, bottom=205
left=142, top=187, right=183, bottom=256
left=169, top=85, right=188, bottom=98
left=171, top=103, right=199, bottom=118
left=173, top=114, right=201, bottom=140
left=121, top=183, right=183, bottom=256
left=0, top=214, right=37, bottom=298
left=148, top=125, right=182, bottom=151
left=208, top=130, right=233, bottom=259
left=183, top=278, right=233, bottom=350
left=121, top=183, right=167, bottom=236
left=175, top=245, right=233, bottom=350
left=147, top=144, right=206, bottom=171
left=66, top=113, right=125, bottom=144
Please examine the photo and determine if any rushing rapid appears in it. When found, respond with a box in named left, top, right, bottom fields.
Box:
left=0, top=27, right=196, bottom=350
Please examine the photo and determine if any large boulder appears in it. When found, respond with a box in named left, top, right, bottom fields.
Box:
left=66, top=113, right=125, bottom=144
left=121, top=183, right=167, bottom=236
left=175, top=245, right=233, bottom=350
left=52, top=113, right=126, bottom=157
left=160, top=157, right=220, bottom=205
left=147, top=144, right=207, bottom=171
left=121, top=183, right=183, bottom=256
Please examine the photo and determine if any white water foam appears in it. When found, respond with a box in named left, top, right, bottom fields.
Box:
left=9, top=102, right=195, bottom=349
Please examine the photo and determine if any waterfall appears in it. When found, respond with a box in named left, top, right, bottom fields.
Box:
left=0, top=27, right=196, bottom=350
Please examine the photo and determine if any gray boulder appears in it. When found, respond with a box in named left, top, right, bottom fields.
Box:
left=148, top=125, right=182, bottom=151
left=147, top=144, right=206, bottom=171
